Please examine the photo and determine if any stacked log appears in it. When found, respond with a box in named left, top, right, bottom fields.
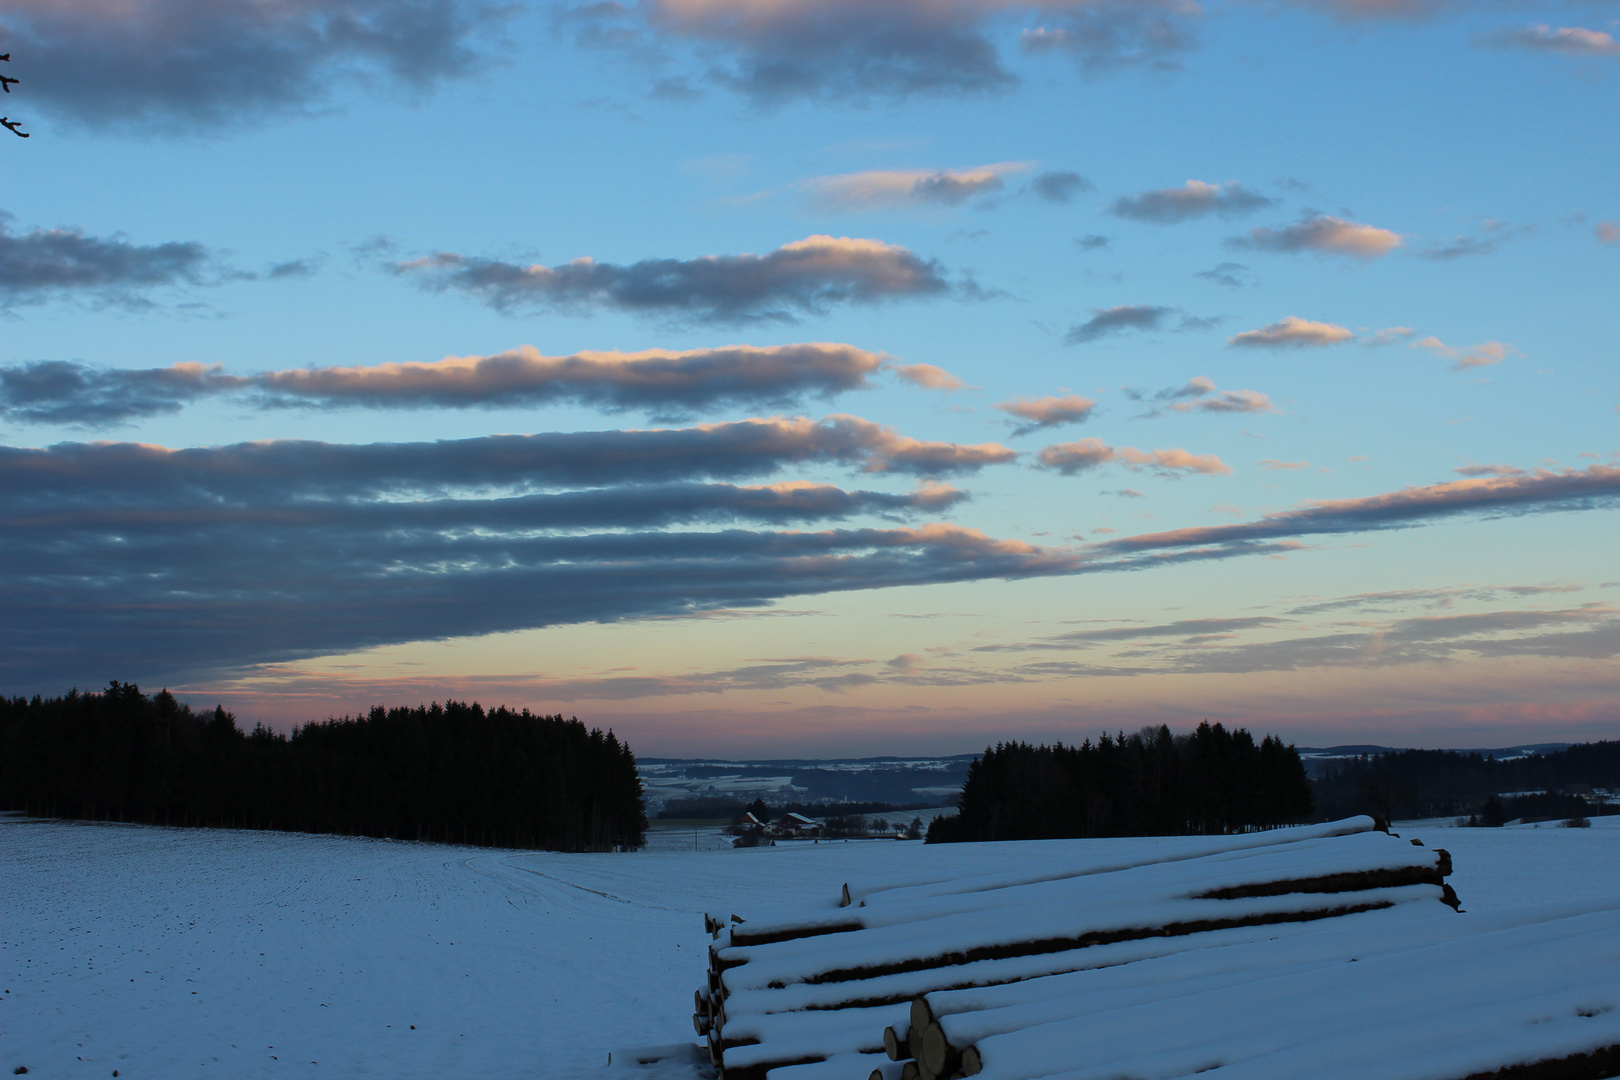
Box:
left=915, top=899, right=1620, bottom=1080
left=693, top=817, right=1461, bottom=1080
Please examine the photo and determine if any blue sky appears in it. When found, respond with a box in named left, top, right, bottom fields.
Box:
left=2, top=0, right=1617, bottom=755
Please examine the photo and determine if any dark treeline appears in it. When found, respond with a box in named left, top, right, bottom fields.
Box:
left=928, top=722, right=1314, bottom=843
left=1312, top=742, right=1620, bottom=822
left=0, top=682, right=647, bottom=851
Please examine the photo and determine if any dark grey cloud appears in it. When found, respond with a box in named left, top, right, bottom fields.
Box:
left=6, top=436, right=1618, bottom=689
left=1108, top=180, right=1275, bottom=223
left=0, top=429, right=1018, bottom=686
left=1125, top=376, right=1276, bottom=417
left=0, top=360, right=246, bottom=426
left=1064, top=304, right=1213, bottom=344
left=1196, top=262, right=1250, bottom=287
left=1017, top=2, right=1199, bottom=74
left=0, top=213, right=220, bottom=307
left=0, top=344, right=896, bottom=427
left=1075, top=235, right=1111, bottom=251
left=565, top=0, right=1013, bottom=100
left=0, top=417, right=1014, bottom=505
left=394, top=235, right=954, bottom=323
left=564, top=0, right=1199, bottom=102
left=1031, top=170, right=1094, bottom=203
left=0, top=0, right=512, bottom=131
left=267, top=258, right=324, bottom=280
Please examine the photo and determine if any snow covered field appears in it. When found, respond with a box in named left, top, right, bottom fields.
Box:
left=4, top=814, right=1618, bottom=1080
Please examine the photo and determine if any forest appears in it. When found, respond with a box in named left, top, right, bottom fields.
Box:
left=1309, top=742, right=1620, bottom=822
left=0, top=682, right=646, bottom=851
left=927, top=722, right=1315, bottom=843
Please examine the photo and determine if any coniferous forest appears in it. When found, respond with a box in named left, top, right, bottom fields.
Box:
left=1309, top=743, right=1620, bottom=822
left=927, top=722, right=1315, bottom=843
left=0, top=682, right=647, bottom=851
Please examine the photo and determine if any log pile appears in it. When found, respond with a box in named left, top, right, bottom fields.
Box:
left=693, top=817, right=1476, bottom=1080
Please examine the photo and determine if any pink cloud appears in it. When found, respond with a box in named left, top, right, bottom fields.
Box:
left=995, top=394, right=1097, bottom=430
left=1039, top=437, right=1232, bottom=476
left=1413, top=336, right=1516, bottom=370
left=891, top=362, right=968, bottom=391
left=1229, top=316, right=1354, bottom=348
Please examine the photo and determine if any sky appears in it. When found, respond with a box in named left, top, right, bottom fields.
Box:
left=1, top=0, right=1618, bottom=757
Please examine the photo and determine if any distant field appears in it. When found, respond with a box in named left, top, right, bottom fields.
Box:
left=4, top=814, right=1617, bottom=1079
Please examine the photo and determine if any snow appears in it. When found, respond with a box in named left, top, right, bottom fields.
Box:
left=5, top=813, right=1619, bottom=1080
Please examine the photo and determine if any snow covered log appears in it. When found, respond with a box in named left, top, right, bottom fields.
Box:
left=715, top=833, right=1451, bottom=994
left=695, top=819, right=1462, bottom=1079
left=953, top=900, right=1620, bottom=1080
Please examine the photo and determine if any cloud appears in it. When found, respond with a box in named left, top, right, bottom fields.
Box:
left=1260, top=459, right=1310, bottom=470
left=0, top=0, right=511, bottom=131
left=1455, top=464, right=1525, bottom=478
left=1037, top=438, right=1232, bottom=476
left=804, top=164, right=1031, bottom=210
left=1031, top=170, right=1094, bottom=204
left=568, top=0, right=1204, bottom=101
left=1131, top=377, right=1275, bottom=416
left=994, top=394, right=1097, bottom=434
left=1065, top=304, right=1212, bottom=344
left=267, top=258, right=323, bottom=280
left=1417, top=236, right=1500, bottom=260
left=984, top=601, right=1620, bottom=676
left=1228, top=316, right=1355, bottom=348
left=9, top=432, right=1619, bottom=686
left=1170, top=388, right=1276, bottom=415
left=890, top=362, right=966, bottom=391
left=0, top=214, right=220, bottom=307
left=1093, top=463, right=1620, bottom=559
left=1413, top=336, right=1516, bottom=371
left=1108, top=180, right=1275, bottom=223
left=1363, top=326, right=1417, bottom=346
left=1230, top=214, right=1403, bottom=259
left=0, top=345, right=892, bottom=426
left=975, top=616, right=1285, bottom=653
left=1281, top=0, right=1452, bottom=21
left=393, top=235, right=954, bottom=324
left=0, top=416, right=1012, bottom=501
left=1195, top=262, right=1249, bottom=287
left=1075, top=235, right=1111, bottom=251
left=1483, top=25, right=1620, bottom=57
left=0, top=361, right=247, bottom=426
left=1598, top=223, right=1620, bottom=245
left=0, top=453, right=1023, bottom=684
left=1016, top=1, right=1201, bottom=74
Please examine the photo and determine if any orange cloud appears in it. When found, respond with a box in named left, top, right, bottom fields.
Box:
left=1229, top=316, right=1355, bottom=348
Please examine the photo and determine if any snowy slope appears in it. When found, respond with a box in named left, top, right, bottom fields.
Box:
left=4, top=814, right=1618, bottom=1079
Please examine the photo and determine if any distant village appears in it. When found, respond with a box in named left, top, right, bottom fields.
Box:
left=731, top=803, right=926, bottom=846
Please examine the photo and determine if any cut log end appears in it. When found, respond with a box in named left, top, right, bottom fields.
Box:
left=918, top=1021, right=957, bottom=1078
left=961, top=1046, right=983, bottom=1076
left=884, top=1025, right=910, bottom=1061
left=841, top=882, right=852, bottom=907
left=901, top=1062, right=920, bottom=1080
left=909, top=997, right=934, bottom=1038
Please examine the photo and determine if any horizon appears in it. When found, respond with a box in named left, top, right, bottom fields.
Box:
left=2, top=0, right=1617, bottom=758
